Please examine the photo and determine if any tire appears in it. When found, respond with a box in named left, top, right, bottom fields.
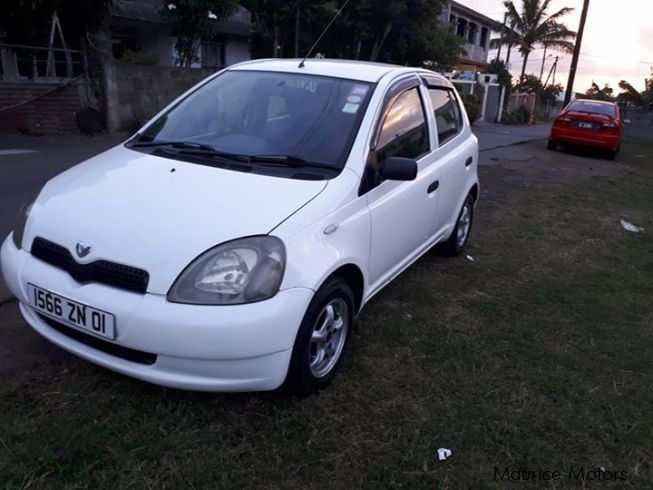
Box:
left=283, top=276, right=354, bottom=395
left=607, top=145, right=620, bottom=161
left=547, top=139, right=557, bottom=151
left=437, top=194, right=475, bottom=257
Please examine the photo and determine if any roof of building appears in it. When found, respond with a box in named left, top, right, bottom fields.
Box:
left=111, top=0, right=251, bottom=37
left=229, top=58, right=452, bottom=86
left=449, top=1, right=503, bottom=30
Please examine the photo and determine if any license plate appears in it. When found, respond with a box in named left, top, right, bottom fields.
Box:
left=579, top=122, right=593, bottom=129
left=27, top=284, right=116, bottom=340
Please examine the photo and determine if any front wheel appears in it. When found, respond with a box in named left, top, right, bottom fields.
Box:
left=283, top=276, right=354, bottom=394
left=437, top=195, right=475, bottom=256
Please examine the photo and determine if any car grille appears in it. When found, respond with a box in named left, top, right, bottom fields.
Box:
left=39, top=314, right=157, bottom=365
left=31, top=237, right=149, bottom=294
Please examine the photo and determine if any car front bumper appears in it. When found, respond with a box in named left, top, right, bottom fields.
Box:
left=1, top=234, right=313, bottom=392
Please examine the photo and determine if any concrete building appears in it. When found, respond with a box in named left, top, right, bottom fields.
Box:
left=110, top=0, right=251, bottom=68
left=441, top=1, right=503, bottom=72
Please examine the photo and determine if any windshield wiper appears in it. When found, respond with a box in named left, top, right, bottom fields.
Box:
left=129, top=140, right=217, bottom=151
left=248, top=155, right=339, bottom=170
left=129, top=140, right=250, bottom=163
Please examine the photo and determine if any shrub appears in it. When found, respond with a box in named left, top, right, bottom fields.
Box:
left=460, top=94, right=481, bottom=124
left=119, top=49, right=159, bottom=66
left=502, top=105, right=532, bottom=125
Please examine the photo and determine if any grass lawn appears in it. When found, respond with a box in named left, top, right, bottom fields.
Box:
left=1, top=140, right=652, bottom=489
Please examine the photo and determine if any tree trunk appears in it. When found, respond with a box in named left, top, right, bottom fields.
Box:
left=539, top=44, right=548, bottom=82
left=370, top=22, right=392, bottom=61
left=520, top=51, right=529, bottom=81
left=294, top=1, right=301, bottom=58
left=272, top=10, right=279, bottom=57
left=354, top=37, right=362, bottom=60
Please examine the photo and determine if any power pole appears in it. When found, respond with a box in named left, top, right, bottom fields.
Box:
left=564, top=0, right=591, bottom=106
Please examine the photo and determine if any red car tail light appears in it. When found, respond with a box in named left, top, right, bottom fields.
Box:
left=558, top=116, right=571, bottom=122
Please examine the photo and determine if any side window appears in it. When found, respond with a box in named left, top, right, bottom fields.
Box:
left=429, top=88, right=461, bottom=145
left=376, top=87, right=429, bottom=162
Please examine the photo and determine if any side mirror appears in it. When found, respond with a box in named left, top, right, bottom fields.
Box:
left=623, top=118, right=632, bottom=125
left=379, top=156, right=418, bottom=181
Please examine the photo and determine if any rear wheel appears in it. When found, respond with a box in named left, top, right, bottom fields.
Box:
left=547, top=139, right=557, bottom=151
left=608, top=144, right=620, bottom=161
left=283, top=276, right=354, bottom=395
left=437, top=194, right=474, bottom=257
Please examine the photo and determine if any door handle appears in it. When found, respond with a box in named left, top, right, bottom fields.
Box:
left=427, top=180, right=439, bottom=193
left=465, top=157, right=474, bottom=167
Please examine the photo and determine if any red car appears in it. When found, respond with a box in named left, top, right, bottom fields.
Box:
left=548, top=99, right=628, bottom=160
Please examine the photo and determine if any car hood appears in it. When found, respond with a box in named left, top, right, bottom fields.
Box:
left=26, top=145, right=327, bottom=293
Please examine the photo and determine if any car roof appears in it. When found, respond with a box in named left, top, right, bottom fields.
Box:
left=228, top=58, right=451, bottom=85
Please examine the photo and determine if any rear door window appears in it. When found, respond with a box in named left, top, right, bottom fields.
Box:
left=428, top=88, right=461, bottom=145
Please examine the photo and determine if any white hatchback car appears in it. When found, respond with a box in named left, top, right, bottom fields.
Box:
left=1, top=59, right=479, bottom=393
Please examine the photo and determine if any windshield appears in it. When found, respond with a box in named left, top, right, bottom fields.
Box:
left=568, top=101, right=616, bottom=117
left=133, top=70, right=374, bottom=168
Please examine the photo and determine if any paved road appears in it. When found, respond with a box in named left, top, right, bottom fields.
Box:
left=0, top=133, right=127, bottom=302
left=473, top=122, right=551, bottom=151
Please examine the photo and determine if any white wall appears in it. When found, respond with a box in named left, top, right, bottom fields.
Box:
left=225, top=39, right=250, bottom=66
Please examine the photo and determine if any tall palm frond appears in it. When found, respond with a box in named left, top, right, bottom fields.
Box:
left=498, top=0, right=576, bottom=81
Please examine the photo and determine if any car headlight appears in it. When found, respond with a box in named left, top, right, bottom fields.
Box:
left=167, top=236, right=286, bottom=305
left=12, top=200, right=34, bottom=249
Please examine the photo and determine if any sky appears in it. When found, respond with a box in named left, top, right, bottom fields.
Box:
left=458, top=0, right=653, bottom=93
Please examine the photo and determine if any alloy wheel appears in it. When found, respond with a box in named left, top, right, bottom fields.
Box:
left=309, top=298, right=349, bottom=378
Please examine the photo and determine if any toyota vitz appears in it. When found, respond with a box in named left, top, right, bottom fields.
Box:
left=1, top=60, right=479, bottom=393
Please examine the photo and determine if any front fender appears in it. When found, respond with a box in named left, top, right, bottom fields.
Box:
left=275, top=170, right=370, bottom=300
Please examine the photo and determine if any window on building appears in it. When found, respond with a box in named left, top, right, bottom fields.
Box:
left=480, top=27, right=489, bottom=48
left=429, top=88, right=462, bottom=145
left=468, top=23, right=478, bottom=44
left=111, top=25, right=138, bottom=59
left=456, top=18, right=467, bottom=38
left=376, top=88, right=429, bottom=162
left=201, top=40, right=225, bottom=68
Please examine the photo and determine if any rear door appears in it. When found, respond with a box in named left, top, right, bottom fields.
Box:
left=425, top=83, right=477, bottom=235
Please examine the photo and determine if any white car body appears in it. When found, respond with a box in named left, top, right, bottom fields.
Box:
left=1, top=59, right=479, bottom=391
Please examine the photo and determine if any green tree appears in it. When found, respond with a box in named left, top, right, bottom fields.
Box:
left=617, top=80, right=644, bottom=106
left=493, top=0, right=576, bottom=81
left=488, top=58, right=513, bottom=89
left=541, top=82, right=562, bottom=106
left=514, top=73, right=542, bottom=94
left=162, top=0, right=237, bottom=67
left=243, top=0, right=463, bottom=69
left=585, top=82, right=614, bottom=102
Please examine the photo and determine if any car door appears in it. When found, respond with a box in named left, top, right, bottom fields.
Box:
left=363, top=77, right=442, bottom=291
left=425, top=84, right=476, bottom=235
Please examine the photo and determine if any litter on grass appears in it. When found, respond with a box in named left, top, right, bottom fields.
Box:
left=437, top=448, right=452, bottom=461
left=620, top=220, right=644, bottom=233
left=466, top=254, right=476, bottom=262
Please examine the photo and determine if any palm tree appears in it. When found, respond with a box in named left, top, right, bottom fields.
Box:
left=492, top=0, right=576, bottom=82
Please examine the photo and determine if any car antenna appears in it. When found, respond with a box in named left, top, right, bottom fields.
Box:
left=298, top=0, right=351, bottom=68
